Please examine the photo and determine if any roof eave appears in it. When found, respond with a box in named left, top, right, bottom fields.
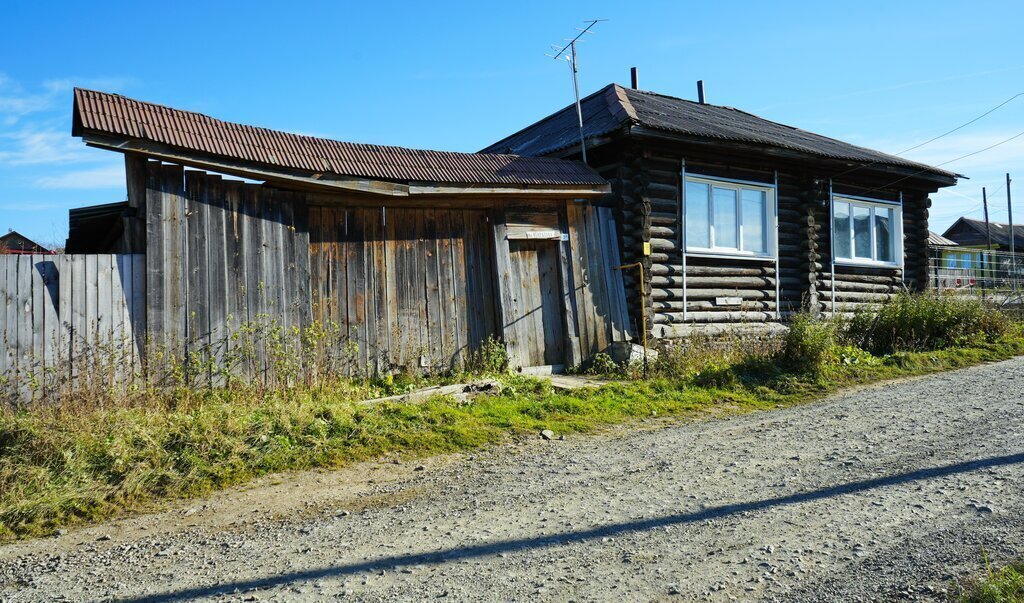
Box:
left=628, top=126, right=959, bottom=188
left=81, top=131, right=609, bottom=197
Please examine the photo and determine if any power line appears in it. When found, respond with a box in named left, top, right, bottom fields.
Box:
left=828, top=91, right=1024, bottom=183
left=896, top=92, right=1024, bottom=155
left=855, top=127, right=1024, bottom=195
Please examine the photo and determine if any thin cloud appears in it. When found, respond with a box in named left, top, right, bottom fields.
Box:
left=0, top=128, right=95, bottom=165
left=36, top=164, right=125, bottom=189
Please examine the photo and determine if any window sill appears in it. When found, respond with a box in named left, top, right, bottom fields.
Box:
left=685, top=250, right=776, bottom=262
left=834, top=259, right=902, bottom=270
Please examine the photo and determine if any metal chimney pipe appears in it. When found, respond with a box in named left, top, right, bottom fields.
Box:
left=697, top=80, right=706, bottom=104
left=630, top=67, right=639, bottom=90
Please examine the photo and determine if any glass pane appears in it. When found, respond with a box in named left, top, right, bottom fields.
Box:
left=741, top=189, right=767, bottom=253
left=685, top=181, right=710, bottom=248
left=713, top=187, right=737, bottom=249
left=833, top=202, right=851, bottom=259
left=875, top=207, right=893, bottom=262
left=853, top=205, right=872, bottom=258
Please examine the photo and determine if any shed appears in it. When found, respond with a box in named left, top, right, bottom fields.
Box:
left=69, top=89, right=629, bottom=375
left=483, top=83, right=959, bottom=336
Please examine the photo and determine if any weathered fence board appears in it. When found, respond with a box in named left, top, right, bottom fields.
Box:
left=0, top=254, right=144, bottom=397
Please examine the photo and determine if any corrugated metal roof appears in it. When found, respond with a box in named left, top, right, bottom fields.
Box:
left=928, top=231, right=958, bottom=246
left=72, top=89, right=607, bottom=187
left=482, top=84, right=958, bottom=181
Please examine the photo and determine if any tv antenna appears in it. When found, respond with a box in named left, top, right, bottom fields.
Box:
left=547, top=19, right=606, bottom=163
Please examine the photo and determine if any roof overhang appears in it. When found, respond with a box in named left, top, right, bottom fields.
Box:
left=81, top=132, right=610, bottom=198
left=628, top=126, right=960, bottom=188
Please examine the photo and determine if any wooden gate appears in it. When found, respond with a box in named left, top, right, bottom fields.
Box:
left=507, top=240, right=566, bottom=368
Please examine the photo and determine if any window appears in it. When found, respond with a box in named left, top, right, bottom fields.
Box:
left=685, top=176, right=774, bottom=257
left=832, top=196, right=901, bottom=265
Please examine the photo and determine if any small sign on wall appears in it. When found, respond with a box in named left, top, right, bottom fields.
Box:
left=715, top=296, right=742, bottom=307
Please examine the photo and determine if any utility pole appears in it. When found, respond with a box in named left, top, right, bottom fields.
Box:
left=983, top=187, right=992, bottom=296
left=1009, top=173, right=1017, bottom=290
left=983, top=187, right=993, bottom=251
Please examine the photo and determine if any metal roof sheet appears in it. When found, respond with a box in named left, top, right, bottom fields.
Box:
left=72, top=89, right=607, bottom=187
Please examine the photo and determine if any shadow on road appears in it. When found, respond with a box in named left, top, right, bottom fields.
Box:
left=119, top=452, right=1024, bottom=602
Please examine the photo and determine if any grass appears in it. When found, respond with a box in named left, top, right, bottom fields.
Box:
left=959, top=559, right=1024, bottom=602
left=1, top=296, right=1023, bottom=542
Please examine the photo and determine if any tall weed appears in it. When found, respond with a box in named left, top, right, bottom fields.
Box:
left=848, top=292, right=1010, bottom=355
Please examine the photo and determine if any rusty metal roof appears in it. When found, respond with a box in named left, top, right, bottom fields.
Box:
left=72, top=88, right=607, bottom=187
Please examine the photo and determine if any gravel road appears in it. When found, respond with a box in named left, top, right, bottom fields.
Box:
left=2, top=358, right=1023, bottom=602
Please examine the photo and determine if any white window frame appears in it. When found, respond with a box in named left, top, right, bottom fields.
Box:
left=683, top=175, right=777, bottom=259
left=831, top=195, right=903, bottom=268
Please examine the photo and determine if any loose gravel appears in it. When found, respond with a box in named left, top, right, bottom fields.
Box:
left=2, top=358, right=1023, bottom=602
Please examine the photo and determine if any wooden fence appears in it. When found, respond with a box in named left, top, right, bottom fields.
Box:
left=0, top=254, right=145, bottom=395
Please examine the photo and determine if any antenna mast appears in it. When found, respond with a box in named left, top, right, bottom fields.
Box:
left=548, top=19, right=606, bottom=164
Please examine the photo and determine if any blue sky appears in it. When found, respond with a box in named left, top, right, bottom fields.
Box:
left=1, top=0, right=1022, bottom=247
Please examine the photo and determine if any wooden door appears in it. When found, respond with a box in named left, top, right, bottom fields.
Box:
left=508, top=239, right=566, bottom=368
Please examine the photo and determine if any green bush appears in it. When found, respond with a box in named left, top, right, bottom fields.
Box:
left=848, top=292, right=1010, bottom=356
left=780, top=313, right=839, bottom=374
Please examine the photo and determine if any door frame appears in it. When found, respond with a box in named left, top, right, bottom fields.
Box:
left=490, top=200, right=580, bottom=371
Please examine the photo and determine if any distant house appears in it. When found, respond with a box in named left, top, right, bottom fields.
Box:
left=939, top=217, right=1024, bottom=288
left=942, top=217, right=1023, bottom=252
left=483, top=82, right=959, bottom=336
left=0, top=230, right=52, bottom=254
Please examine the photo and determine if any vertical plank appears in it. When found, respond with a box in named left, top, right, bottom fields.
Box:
left=278, top=192, right=296, bottom=342
left=489, top=202, right=522, bottom=367
left=368, top=207, right=388, bottom=374
left=244, top=184, right=266, bottom=380
left=537, top=242, right=566, bottom=365
left=186, top=171, right=212, bottom=383
left=84, top=254, right=98, bottom=359
left=435, top=209, right=459, bottom=367
left=71, top=255, right=86, bottom=379
left=124, top=154, right=148, bottom=253
left=16, top=255, right=32, bottom=382
left=162, top=163, right=187, bottom=363
left=583, top=204, right=610, bottom=354
left=566, top=202, right=592, bottom=358
left=599, top=207, right=632, bottom=342
left=448, top=210, right=469, bottom=362
left=109, top=255, right=127, bottom=382
left=423, top=210, right=443, bottom=369
left=0, top=257, right=9, bottom=380
left=31, top=256, right=46, bottom=388
left=58, top=255, right=72, bottom=379
left=222, top=180, right=245, bottom=362
left=145, top=160, right=166, bottom=360
left=558, top=205, right=582, bottom=367
left=40, top=256, right=59, bottom=382
left=205, top=175, right=229, bottom=383
left=131, top=253, right=146, bottom=373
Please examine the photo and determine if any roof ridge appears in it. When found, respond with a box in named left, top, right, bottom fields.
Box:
left=479, top=83, right=625, bottom=154
left=606, top=84, right=639, bottom=123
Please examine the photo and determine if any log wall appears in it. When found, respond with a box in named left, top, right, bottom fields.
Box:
left=596, top=139, right=943, bottom=338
